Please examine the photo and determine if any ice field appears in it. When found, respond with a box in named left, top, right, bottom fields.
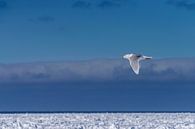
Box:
left=0, top=113, right=194, bottom=129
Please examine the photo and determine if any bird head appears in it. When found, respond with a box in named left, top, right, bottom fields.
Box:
left=123, top=54, right=133, bottom=59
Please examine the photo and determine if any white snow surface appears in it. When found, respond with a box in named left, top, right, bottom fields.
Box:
left=0, top=113, right=194, bottom=129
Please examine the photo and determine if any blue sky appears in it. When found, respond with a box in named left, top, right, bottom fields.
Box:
left=0, top=0, right=195, bottom=111
left=0, top=0, right=195, bottom=63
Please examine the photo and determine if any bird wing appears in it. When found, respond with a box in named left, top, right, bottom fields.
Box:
left=129, top=59, right=140, bottom=75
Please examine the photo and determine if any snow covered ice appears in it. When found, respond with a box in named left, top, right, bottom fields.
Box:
left=0, top=113, right=195, bottom=129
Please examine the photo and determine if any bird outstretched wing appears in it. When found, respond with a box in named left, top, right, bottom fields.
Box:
left=129, top=59, right=140, bottom=75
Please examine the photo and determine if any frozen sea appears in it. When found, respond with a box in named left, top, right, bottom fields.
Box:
left=0, top=113, right=194, bottom=129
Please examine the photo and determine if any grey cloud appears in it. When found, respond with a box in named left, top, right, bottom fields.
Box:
left=140, top=58, right=195, bottom=81
left=0, top=58, right=195, bottom=84
left=29, top=16, right=55, bottom=23
left=71, top=0, right=132, bottom=9
left=0, top=0, right=7, bottom=8
left=97, top=0, right=136, bottom=9
left=167, top=0, right=195, bottom=11
left=37, top=16, right=55, bottom=22
left=98, top=0, right=121, bottom=8
left=72, top=0, right=91, bottom=8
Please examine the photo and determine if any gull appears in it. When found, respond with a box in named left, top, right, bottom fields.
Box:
left=123, top=53, right=152, bottom=75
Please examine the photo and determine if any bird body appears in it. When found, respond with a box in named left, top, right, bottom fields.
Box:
left=123, top=53, right=152, bottom=75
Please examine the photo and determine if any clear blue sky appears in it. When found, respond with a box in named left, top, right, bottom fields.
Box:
left=0, top=0, right=195, bottom=63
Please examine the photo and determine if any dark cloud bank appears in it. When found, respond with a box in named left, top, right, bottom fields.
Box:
left=0, top=58, right=195, bottom=84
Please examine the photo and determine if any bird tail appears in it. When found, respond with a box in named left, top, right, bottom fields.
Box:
left=143, top=56, right=152, bottom=60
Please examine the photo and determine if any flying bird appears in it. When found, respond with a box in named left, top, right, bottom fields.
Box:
left=123, top=53, right=152, bottom=75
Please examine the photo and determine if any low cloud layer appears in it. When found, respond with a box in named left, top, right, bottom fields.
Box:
left=0, top=58, right=195, bottom=84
